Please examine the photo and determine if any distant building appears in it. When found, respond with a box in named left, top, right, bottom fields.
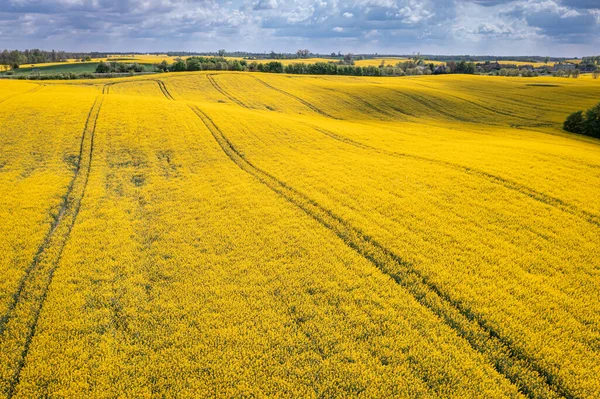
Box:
left=433, top=65, right=448, bottom=74
left=554, top=63, right=576, bottom=71
left=578, top=64, right=597, bottom=73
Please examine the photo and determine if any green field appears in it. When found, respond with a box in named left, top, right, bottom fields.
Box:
left=0, top=62, right=152, bottom=76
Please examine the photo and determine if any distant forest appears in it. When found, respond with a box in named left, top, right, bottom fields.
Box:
left=0, top=50, right=109, bottom=68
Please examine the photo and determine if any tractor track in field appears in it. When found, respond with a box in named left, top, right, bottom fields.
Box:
left=395, top=90, right=476, bottom=122
left=206, top=74, right=249, bottom=108
left=321, top=86, right=397, bottom=119
left=0, top=95, right=99, bottom=337
left=101, top=79, right=174, bottom=100
left=249, top=76, right=338, bottom=119
left=311, top=126, right=600, bottom=228
left=299, top=78, right=417, bottom=119
left=0, top=96, right=104, bottom=399
left=156, top=80, right=175, bottom=100
left=190, top=104, right=574, bottom=399
left=403, top=82, right=549, bottom=123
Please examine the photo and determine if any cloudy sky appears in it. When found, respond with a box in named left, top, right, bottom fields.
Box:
left=0, top=0, right=598, bottom=56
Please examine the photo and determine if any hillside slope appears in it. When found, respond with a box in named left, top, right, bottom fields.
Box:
left=0, top=73, right=599, bottom=399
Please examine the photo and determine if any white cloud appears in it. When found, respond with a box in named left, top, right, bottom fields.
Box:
left=0, top=0, right=597, bottom=56
left=253, top=0, right=278, bottom=11
left=451, top=1, right=543, bottom=41
left=397, top=5, right=433, bottom=24
left=561, top=9, right=581, bottom=18
left=505, top=0, right=583, bottom=19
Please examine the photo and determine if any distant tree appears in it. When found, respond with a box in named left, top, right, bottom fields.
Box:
left=455, top=60, right=475, bottom=74
left=84, top=56, right=92, bottom=61
left=263, top=61, right=283, bottom=73
left=544, top=56, right=550, bottom=64
left=572, top=69, right=580, bottom=78
left=593, top=69, right=600, bottom=79
left=563, top=102, right=600, bottom=138
left=10, top=50, right=24, bottom=68
left=218, top=49, right=226, bottom=57
left=230, top=60, right=243, bottom=71
left=584, top=103, right=600, bottom=138
left=446, top=61, right=457, bottom=73
left=563, top=111, right=585, bottom=134
left=156, top=60, right=169, bottom=72
left=95, top=63, right=111, bottom=73
left=296, top=49, right=310, bottom=58
left=171, top=59, right=187, bottom=72
left=186, top=58, right=202, bottom=71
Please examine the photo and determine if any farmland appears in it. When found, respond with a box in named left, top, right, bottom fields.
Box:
left=0, top=61, right=151, bottom=76
left=0, top=72, right=599, bottom=398
left=0, top=62, right=103, bottom=75
left=1, top=55, right=575, bottom=76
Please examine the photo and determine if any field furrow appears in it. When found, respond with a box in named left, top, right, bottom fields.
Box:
left=0, top=85, right=44, bottom=106
left=207, top=74, right=249, bottom=108
left=190, top=105, right=571, bottom=399
left=249, top=75, right=337, bottom=118
left=193, top=91, right=600, bottom=397
left=1, top=71, right=599, bottom=398
left=309, top=125, right=600, bottom=227
left=9, top=95, right=524, bottom=398
left=156, top=80, right=175, bottom=100
left=0, top=96, right=103, bottom=398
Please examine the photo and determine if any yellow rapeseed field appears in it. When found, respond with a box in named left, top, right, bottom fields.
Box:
left=0, top=71, right=599, bottom=399
left=496, top=60, right=551, bottom=67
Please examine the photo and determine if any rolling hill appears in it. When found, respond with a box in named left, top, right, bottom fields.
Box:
left=0, top=72, right=599, bottom=398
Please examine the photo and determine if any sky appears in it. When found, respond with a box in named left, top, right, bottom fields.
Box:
left=0, top=0, right=598, bottom=57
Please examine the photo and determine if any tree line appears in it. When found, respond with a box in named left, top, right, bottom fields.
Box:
left=564, top=102, right=600, bottom=138
left=148, top=57, right=478, bottom=77
left=8, top=55, right=596, bottom=80
left=0, top=49, right=109, bottom=69
left=95, top=62, right=145, bottom=73
left=580, top=56, right=600, bottom=66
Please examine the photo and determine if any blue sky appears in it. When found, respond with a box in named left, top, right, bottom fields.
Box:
left=0, top=0, right=598, bottom=56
